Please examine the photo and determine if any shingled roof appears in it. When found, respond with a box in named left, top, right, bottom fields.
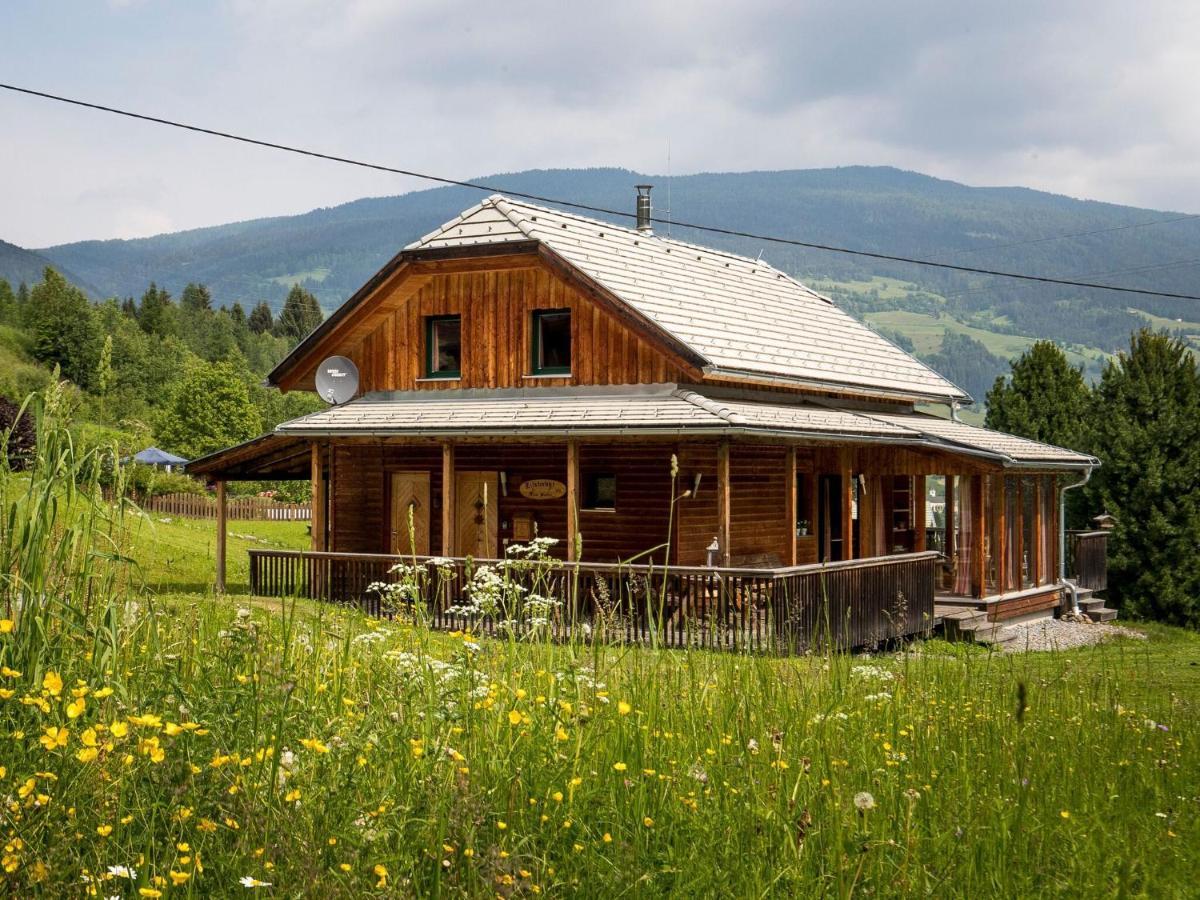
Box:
left=406, top=195, right=969, bottom=403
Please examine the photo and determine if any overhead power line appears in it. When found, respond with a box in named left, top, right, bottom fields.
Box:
left=5, top=81, right=1200, bottom=302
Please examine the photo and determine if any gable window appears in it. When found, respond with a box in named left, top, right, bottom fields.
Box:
left=583, top=473, right=616, bottom=511
left=425, top=315, right=461, bottom=378
left=531, top=308, right=572, bottom=375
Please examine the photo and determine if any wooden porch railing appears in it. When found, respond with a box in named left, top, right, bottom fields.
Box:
left=247, top=549, right=939, bottom=653
left=1067, top=530, right=1109, bottom=592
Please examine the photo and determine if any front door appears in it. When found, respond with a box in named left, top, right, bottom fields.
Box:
left=390, top=471, right=430, bottom=556
left=455, top=471, right=499, bottom=559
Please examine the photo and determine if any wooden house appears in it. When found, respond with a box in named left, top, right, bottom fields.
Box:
left=190, top=191, right=1103, bottom=645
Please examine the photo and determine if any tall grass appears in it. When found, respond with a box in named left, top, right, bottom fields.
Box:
left=0, top=390, right=1196, bottom=896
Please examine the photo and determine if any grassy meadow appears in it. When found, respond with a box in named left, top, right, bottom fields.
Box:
left=2, top=395, right=1199, bottom=897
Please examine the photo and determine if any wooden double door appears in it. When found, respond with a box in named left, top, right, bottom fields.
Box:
left=389, top=470, right=499, bottom=558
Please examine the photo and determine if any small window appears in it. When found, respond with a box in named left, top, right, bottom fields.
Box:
left=425, top=315, right=461, bottom=378
left=584, top=473, right=616, bottom=510
left=532, top=308, right=571, bottom=375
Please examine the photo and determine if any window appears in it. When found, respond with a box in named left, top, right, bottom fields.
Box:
left=425, top=315, right=461, bottom=378
left=532, top=308, right=571, bottom=375
left=584, top=473, right=616, bottom=510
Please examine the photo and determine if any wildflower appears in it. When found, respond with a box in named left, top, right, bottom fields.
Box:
left=552, top=791, right=564, bottom=802
left=497, top=821, right=508, bottom=830
left=108, top=865, right=138, bottom=879
left=169, top=871, right=191, bottom=886
left=127, top=713, right=162, bottom=728
left=299, top=738, right=329, bottom=754
left=109, top=721, right=129, bottom=738
left=39, top=726, right=69, bottom=751
left=239, top=876, right=271, bottom=888
left=76, top=747, right=99, bottom=763
left=602, top=833, right=612, bottom=843
left=854, top=791, right=876, bottom=812
left=138, top=888, right=162, bottom=898
left=42, top=671, right=63, bottom=697
left=66, top=697, right=86, bottom=719
left=1060, top=810, right=1070, bottom=819
left=0, top=619, right=12, bottom=633
left=284, top=789, right=301, bottom=803
left=374, top=864, right=388, bottom=888
left=613, top=762, right=627, bottom=772
left=643, top=817, right=654, bottom=828
left=618, top=701, right=632, bottom=716
left=507, top=710, right=522, bottom=726
left=96, top=825, right=113, bottom=837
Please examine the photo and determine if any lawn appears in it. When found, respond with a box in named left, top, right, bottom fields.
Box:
left=2, top=416, right=1198, bottom=897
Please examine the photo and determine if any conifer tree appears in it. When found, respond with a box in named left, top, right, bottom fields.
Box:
left=137, top=283, right=176, bottom=337
left=247, top=301, right=274, bottom=335
left=26, top=268, right=98, bottom=388
left=180, top=282, right=213, bottom=312
left=985, top=341, right=1090, bottom=450
left=1087, top=329, right=1200, bottom=626
left=274, top=284, right=324, bottom=341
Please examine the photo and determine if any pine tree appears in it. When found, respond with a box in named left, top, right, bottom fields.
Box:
left=26, top=268, right=98, bottom=388
left=985, top=341, right=1090, bottom=450
left=1088, top=330, right=1200, bottom=626
left=180, top=282, right=213, bottom=312
left=138, top=283, right=176, bottom=337
left=274, top=284, right=324, bottom=341
left=227, top=302, right=246, bottom=326
left=247, top=301, right=274, bottom=335
left=95, top=335, right=115, bottom=420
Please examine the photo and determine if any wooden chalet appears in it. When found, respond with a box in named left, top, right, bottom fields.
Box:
left=190, top=191, right=1105, bottom=648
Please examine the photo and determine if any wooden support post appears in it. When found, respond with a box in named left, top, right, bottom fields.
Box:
left=1015, top=478, right=1025, bottom=588
left=566, top=439, right=579, bottom=562
left=785, top=446, right=798, bottom=565
left=913, top=475, right=927, bottom=552
left=717, top=440, right=731, bottom=567
left=944, top=475, right=956, bottom=561
left=327, top=446, right=336, bottom=552
left=441, top=442, right=455, bottom=556
left=215, top=480, right=227, bottom=594
left=996, top=476, right=1008, bottom=594
left=310, top=442, right=326, bottom=552
left=840, top=450, right=854, bottom=561
left=972, top=475, right=986, bottom=599
left=1032, top=477, right=1043, bottom=586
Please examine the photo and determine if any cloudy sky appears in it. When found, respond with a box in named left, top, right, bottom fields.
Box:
left=2, top=0, right=1199, bottom=247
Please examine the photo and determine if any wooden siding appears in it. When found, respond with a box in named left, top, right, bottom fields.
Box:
left=729, top=444, right=790, bottom=565
left=577, top=443, right=677, bottom=563
left=330, top=445, right=444, bottom=555
left=676, top=443, right=719, bottom=566
left=345, top=264, right=692, bottom=393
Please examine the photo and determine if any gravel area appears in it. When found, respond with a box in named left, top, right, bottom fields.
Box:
left=999, top=617, right=1146, bottom=653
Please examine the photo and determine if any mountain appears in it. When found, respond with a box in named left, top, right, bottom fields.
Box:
left=0, top=238, right=101, bottom=297
left=5, top=166, right=1200, bottom=399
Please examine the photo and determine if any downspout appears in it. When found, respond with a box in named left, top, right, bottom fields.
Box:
left=1059, top=466, right=1093, bottom=615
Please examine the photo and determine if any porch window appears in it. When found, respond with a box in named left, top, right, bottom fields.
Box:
left=583, top=473, right=616, bottom=510
left=425, top=315, right=461, bottom=378
left=532, top=308, right=572, bottom=375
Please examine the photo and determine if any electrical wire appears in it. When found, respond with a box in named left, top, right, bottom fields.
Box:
left=5, top=81, right=1200, bottom=302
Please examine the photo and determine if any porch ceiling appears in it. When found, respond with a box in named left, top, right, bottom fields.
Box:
left=185, top=433, right=311, bottom=480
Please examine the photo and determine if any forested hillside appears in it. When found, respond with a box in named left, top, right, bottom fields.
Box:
left=5, top=166, right=1200, bottom=402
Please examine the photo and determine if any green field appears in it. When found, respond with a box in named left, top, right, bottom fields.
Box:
left=269, top=267, right=332, bottom=287
left=2, top=413, right=1198, bottom=897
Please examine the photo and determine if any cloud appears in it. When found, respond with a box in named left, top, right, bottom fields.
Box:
left=2, top=0, right=1199, bottom=246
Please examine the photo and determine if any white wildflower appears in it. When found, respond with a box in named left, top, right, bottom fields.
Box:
left=854, top=791, right=876, bottom=812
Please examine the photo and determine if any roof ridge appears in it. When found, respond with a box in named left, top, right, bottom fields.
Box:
left=489, top=195, right=540, bottom=241
left=405, top=196, right=498, bottom=250
left=672, top=388, right=748, bottom=425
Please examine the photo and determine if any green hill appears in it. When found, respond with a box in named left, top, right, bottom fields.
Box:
left=6, top=165, right=1200, bottom=402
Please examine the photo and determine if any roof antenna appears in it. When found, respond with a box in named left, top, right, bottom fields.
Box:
left=755, top=249, right=765, bottom=262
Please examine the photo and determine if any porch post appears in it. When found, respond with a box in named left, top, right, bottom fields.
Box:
left=972, top=475, right=986, bottom=599
left=310, top=442, right=326, bottom=552
left=717, top=440, right=731, bottom=566
left=944, top=475, right=956, bottom=561
left=442, top=442, right=455, bottom=556
left=1015, top=478, right=1025, bottom=588
left=840, top=450, right=854, bottom=561
left=785, top=446, right=798, bottom=565
left=215, top=479, right=227, bottom=594
left=913, top=475, right=927, bottom=552
left=1032, top=477, right=1043, bottom=586
left=566, top=439, right=579, bottom=561
left=996, top=476, right=1008, bottom=593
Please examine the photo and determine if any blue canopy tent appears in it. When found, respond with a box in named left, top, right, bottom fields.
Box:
left=129, top=447, right=189, bottom=472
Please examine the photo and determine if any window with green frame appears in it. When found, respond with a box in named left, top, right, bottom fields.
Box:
left=425, top=315, right=462, bottom=378
left=531, top=308, right=572, bottom=375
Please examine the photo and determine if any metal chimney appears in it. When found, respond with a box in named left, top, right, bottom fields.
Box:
left=635, top=184, right=653, bottom=233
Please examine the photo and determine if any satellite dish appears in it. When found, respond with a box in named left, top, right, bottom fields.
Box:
left=315, top=356, right=359, bottom=405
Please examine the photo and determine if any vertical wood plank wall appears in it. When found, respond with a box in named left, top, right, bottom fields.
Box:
left=347, top=265, right=691, bottom=393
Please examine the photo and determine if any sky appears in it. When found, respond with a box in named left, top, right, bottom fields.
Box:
left=3, top=0, right=1200, bottom=248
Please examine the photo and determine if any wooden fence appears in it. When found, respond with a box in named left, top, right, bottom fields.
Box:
left=247, top=549, right=938, bottom=653
left=1068, top=530, right=1109, bottom=592
left=141, top=492, right=310, bottom=521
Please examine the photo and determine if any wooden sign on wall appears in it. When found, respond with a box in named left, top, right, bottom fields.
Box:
left=519, top=479, right=566, bottom=500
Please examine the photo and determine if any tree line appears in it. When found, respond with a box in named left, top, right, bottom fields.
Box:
left=0, top=270, right=326, bottom=492
left=986, top=333, right=1200, bottom=628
